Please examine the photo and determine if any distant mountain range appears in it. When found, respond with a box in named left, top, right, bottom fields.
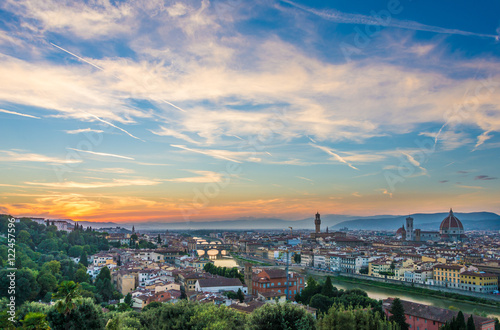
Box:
left=331, top=212, right=500, bottom=231
left=11, top=212, right=500, bottom=231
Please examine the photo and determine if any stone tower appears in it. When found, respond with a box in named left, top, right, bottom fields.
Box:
left=406, top=216, right=414, bottom=241
left=244, top=263, right=253, bottom=295
left=314, top=212, right=321, bottom=233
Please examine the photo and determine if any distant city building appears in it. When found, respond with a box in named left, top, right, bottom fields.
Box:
left=439, top=209, right=466, bottom=242
left=396, top=209, right=466, bottom=242
left=382, top=298, right=496, bottom=330
left=310, top=212, right=347, bottom=240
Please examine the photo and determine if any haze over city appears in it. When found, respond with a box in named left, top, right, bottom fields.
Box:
left=1, top=0, right=500, bottom=223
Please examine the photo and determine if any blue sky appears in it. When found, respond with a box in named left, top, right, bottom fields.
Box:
left=0, top=0, right=499, bottom=223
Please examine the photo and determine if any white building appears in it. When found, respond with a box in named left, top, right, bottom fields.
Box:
left=195, top=278, right=247, bottom=294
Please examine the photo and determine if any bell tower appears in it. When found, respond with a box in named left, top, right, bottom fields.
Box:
left=406, top=216, right=414, bottom=241
left=314, top=212, right=321, bottom=233
left=244, top=263, right=253, bottom=295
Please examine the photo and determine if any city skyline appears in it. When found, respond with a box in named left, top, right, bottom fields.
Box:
left=1, top=0, right=500, bottom=222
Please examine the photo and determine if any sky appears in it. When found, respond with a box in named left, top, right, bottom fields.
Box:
left=0, top=0, right=499, bottom=224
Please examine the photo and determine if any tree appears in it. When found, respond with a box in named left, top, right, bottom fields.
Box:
left=317, top=304, right=397, bottom=330
left=124, top=293, right=133, bottom=307
left=47, top=297, right=105, bottom=330
left=0, top=269, right=40, bottom=305
left=157, top=234, right=161, bottom=244
left=42, top=260, right=61, bottom=275
left=79, top=250, right=88, bottom=267
left=236, top=288, right=244, bottom=303
left=37, top=273, right=58, bottom=300
left=310, top=293, right=332, bottom=314
left=321, top=276, right=335, bottom=298
left=456, top=311, right=467, bottom=329
left=21, top=312, right=50, bottom=330
left=247, top=303, right=315, bottom=330
left=52, top=281, right=81, bottom=316
left=68, top=246, right=83, bottom=258
left=190, top=303, right=246, bottom=330
left=389, top=298, right=409, bottom=330
left=75, top=268, right=89, bottom=283
left=467, top=314, right=476, bottom=330
left=294, top=253, right=301, bottom=264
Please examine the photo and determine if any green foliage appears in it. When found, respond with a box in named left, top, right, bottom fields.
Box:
left=79, top=250, right=89, bottom=267
left=320, top=276, right=336, bottom=298
left=47, top=297, right=105, bottom=330
left=203, top=263, right=244, bottom=283
left=139, top=300, right=197, bottom=329
left=237, top=288, right=245, bottom=303
left=124, top=293, right=133, bottom=307
left=21, top=312, right=50, bottom=330
left=68, top=245, right=83, bottom=258
left=442, top=311, right=472, bottom=330
left=247, top=302, right=316, bottom=330
left=467, top=314, right=476, bottom=330
left=310, top=293, right=332, bottom=313
left=295, top=277, right=321, bottom=305
left=75, top=268, right=90, bottom=283
left=0, top=269, right=40, bottom=305
left=190, top=303, right=246, bottom=330
left=52, top=281, right=81, bottom=315
left=36, top=272, right=58, bottom=300
left=317, top=304, right=397, bottom=330
left=0, top=216, right=110, bottom=306
left=294, top=253, right=301, bottom=264
left=389, top=298, right=409, bottom=330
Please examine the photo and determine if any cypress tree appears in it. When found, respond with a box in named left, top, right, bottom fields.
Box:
left=467, top=314, right=475, bottom=330
left=79, top=250, right=88, bottom=267
left=321, top=276, right=335, bottom=298
left=456, top=311, right=466, bottom=329
left=389, top=298, right=409, bottom=330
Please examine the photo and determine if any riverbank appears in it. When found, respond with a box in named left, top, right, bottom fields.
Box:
left=335, top=275, right=500, bottom=308
left=307, top=270, right=500, bottom=313
left=230, top=253, right=272, bottom=266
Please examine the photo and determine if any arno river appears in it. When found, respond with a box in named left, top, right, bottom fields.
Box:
left=212, top=256, right=500, bottom=320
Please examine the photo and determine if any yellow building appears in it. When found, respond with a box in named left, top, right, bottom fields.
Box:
left=433, top=264, right=462, bottom=289
left=460, top=271, right=498, bottom=293
left=368, top=260, right=392, bottom=278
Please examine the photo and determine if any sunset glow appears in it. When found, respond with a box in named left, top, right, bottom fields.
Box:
left=1, top=0, right=500, bottom=223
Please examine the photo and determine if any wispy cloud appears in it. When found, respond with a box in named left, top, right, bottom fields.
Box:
left=401, top=152, right=427, bottom=176
left=88, top=168, right=135, bottom=174
left=67, top=148, right=135, bottom=160
left=25, top=178, right=162, bottom=189
left=171, top=145, right=263, bottom=163
left=150, top=126, right=200, bottom=144
left=296, top=176, right=314, bottom=182
left=84, top=112, right=144, bottom=142
left=64, top=128, right=104, bottom=134
left=377, top=188, right=393, bottom=198
left=0, top=150, right=81, bottom=164
left=281, top=0, right=499, bottom=39
left=473, top=130, right=493, bottom=151
left=166, top=170, right=225, bottom=183
left=0, top=108, right=40, bottom=119
left=310, top=143, right=359, bottom=170
left=456, top=184, right=484, bottom=189
left=475, top=175, right=497, bottom=181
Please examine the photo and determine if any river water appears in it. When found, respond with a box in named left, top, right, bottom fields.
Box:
left=329, top=277, right=500, bottom=320
left=213, top=256, right=500, bottom=319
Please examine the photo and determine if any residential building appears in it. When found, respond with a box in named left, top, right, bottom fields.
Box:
left=382, top=298, right=495, bottom=330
